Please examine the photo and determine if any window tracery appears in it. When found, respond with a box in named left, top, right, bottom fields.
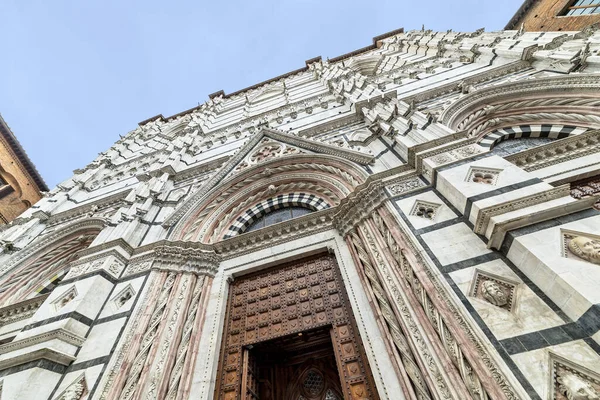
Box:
left=245, top=206, right=313, bottom=233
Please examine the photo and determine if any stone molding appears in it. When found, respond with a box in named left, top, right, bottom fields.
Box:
left=375, top=205, right=527, bottom=399
left=0, top=218, right=105, bottom=277
left=505, top=129, right=600, bottom=172
left=214, top=208, right=335, bottom=259
left=0, top=328, right=85, bottom=358
left=163, top=130, right=371, bottom=229
left=547, top=352, right=600, bottom=400
left=0, top=348, right=76, bottom=371
left=401, top=60, right=530, bottom=106
left=333, top=180, right=387, bottom=238
left=474, top=184, right=572, bottom=235
left=153, top=244, right=220, bottom=277
left=0, top=294, right=49, bottom=327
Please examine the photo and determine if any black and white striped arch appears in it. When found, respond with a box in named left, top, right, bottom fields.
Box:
left=223, top=193, right=330, bottom=239
left=478, top=124, right=587, bottom=149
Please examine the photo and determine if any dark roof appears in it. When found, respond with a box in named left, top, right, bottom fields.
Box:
left=138, top=27, right=405, bottom=126
left=0, top=114, right=49, bottom=192
left=505, top=0, right=539, bottom=30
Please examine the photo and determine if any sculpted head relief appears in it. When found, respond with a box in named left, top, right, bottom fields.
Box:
left=568, top=236, right=600, bottom=265
left=557, top=371, right=600, bottom=400
left=480, top=280, right=508, bottom=307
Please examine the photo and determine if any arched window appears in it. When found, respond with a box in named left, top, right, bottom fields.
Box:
left=246, top=206, right=313, bottom=233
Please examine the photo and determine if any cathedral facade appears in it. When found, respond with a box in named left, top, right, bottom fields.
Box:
left=0, top=26, right=599, bottom=400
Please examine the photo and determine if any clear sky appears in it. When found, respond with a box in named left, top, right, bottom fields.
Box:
left=1, top=0, right=523, bottom=188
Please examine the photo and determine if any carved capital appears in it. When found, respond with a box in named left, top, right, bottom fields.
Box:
left=153, top=244, right=221, bottom=277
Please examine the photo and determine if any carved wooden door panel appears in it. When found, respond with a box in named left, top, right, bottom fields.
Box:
left=215, top=253, right=379, bottom=400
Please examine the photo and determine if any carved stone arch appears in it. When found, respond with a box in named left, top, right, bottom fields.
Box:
left=0, top=218, right=104, bottom=305
left=171, top=154, right=368, bottom=243
left=479, top=123, right=588, bottom=150
left=223, top=193, right=330, bottom=239
left=440, top=75, right=600, bottom=140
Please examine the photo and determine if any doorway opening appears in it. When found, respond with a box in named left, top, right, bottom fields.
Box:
left=215, top=253, right=379, bottom=400
left=251, top=326, right=343, bottom=400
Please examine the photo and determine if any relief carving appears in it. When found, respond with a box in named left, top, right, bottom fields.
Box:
left=480, top=280, right=509, bottom=307
left=557, top=371, right=600, bottom=400
left=550, top=354, right=600, bottom=400
left=563, top=231, right=600, bottom=265
left=568, top=236, right=600, bottom=265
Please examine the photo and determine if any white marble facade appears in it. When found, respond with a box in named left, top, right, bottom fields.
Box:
left=0, top=26, right=599, bottom=400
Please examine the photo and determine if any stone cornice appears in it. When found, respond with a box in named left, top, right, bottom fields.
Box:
left=0, top=294, right=49, bottom=327
left=214, top=208, right=335, bottom=259
left=0, top=218, right=106, bottom=276
left=0, top=347, right=76, bottom=371
left=474, top=184, right=571, bottom=235
left=45, top=190, right=129, bottom=227
left=400, top=60, right=530, bottom=105
left=137, top=28, right=405, bottom=127
left=505, top=129, right=600, bottom=172
left=0, top=328, right=85, bottom=356
left=153, top=244, right=220, bottom=276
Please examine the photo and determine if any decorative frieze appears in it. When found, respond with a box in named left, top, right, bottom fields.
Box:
left=0, top=294, right=49, bottom=327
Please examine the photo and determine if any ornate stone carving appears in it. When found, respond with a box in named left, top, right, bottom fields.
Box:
left=386, top=176, right=427, bottom=196
left=372, top=209, right=521, bottom=399
left=153, top=244, right=221, bottom=276
left=57, top=374, right=87, bottom=400
left=550, top=353, right=600, bottom=400
left=469, top=270, right=517, bottom=311
left=52, top=286, right=78, bottom=311
left=410, top=200, right=441, bottom=221
left=481, top=281, right=509, bottom=307
left=567, top=235, right=600, bottom=265
left=557, top=371, right=600, bottom=400
left=466, top=167, right=501, bottom=186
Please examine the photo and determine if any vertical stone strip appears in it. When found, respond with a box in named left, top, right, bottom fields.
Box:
left=375, top=205, right=522, bottom=400
left=117, top=272, right=177, bottom=400
left=140, top=273, right=193, bottom=400
left=164, top=275, right=207, bottom=400
left=348, top=229, right=437, bottom=399
left=98, top=270, right=161, bottom=399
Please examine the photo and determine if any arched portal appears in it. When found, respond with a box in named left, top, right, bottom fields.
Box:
left=0, top=219, right=103, bottom=305
left=171, top=154, right=367, bottom=243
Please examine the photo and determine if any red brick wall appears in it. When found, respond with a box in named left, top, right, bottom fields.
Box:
left=510, top=0, right=600, bottom=31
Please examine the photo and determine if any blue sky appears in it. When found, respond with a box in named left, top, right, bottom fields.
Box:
left=1, top=0, right=523, bottom=188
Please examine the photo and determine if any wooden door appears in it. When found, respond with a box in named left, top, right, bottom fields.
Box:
left=215, top=253, right=379, bottom=400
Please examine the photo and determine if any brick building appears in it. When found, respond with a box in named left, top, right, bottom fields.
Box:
left=507, top=0, right=600, bottom=31
left=0, top=115, right=47, bottom=224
